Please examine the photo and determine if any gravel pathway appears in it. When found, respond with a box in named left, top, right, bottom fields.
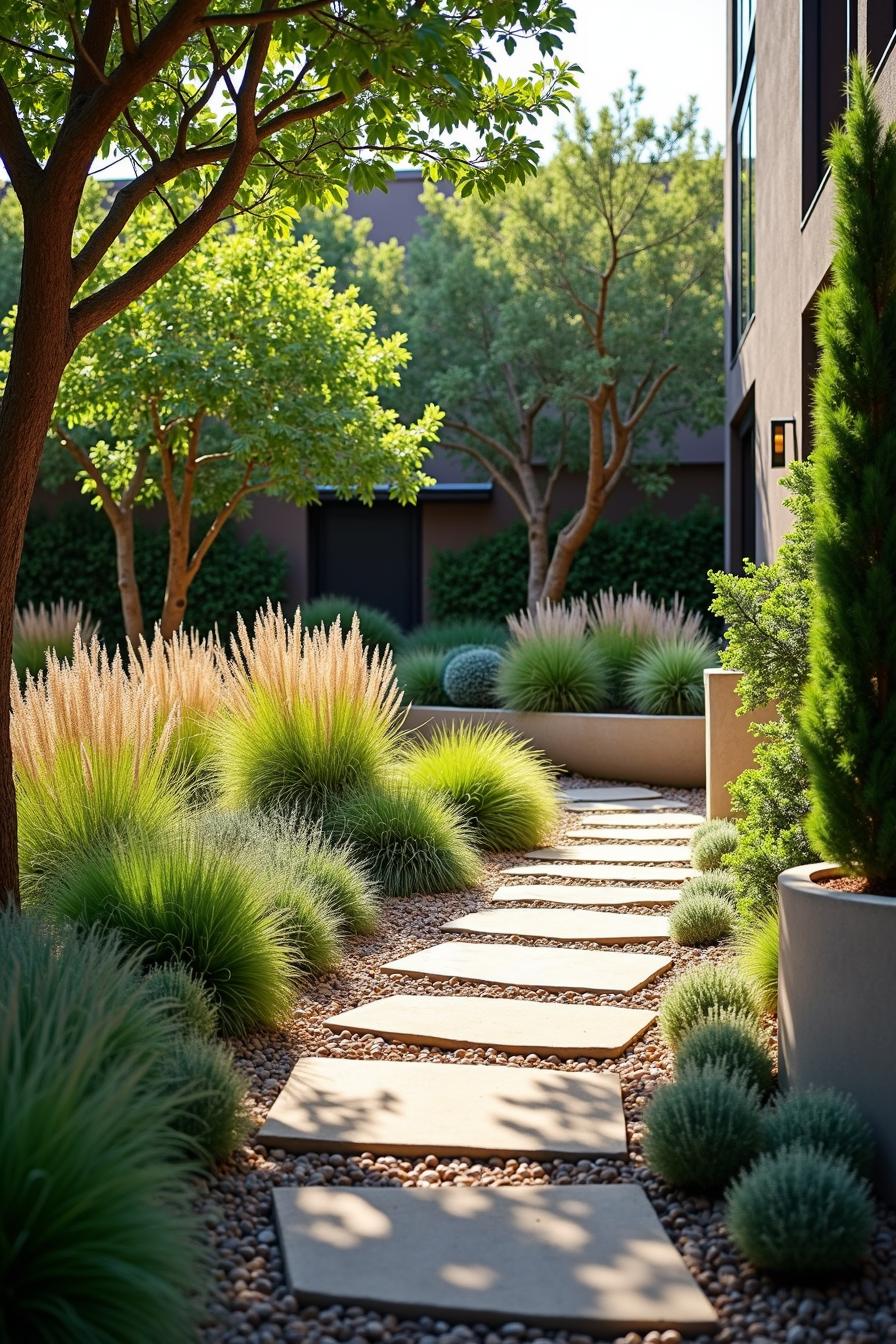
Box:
left=197, top=781, right=896, bottom=1344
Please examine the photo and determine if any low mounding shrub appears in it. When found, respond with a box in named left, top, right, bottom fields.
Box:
left=400, top=723, right=559, bottom=852
left=328, top=784, right=481, bottom=899
left=659, top=961, right=760, bottom=1049
left=198, top=808, right=379, bottom=938
left=402, top=618, right=508, bottom=652
left=675, top=1012, right=775, bottom=1096
left=443, top=647, right=504, bottom=708
left=679, top=869, right=738, bottom=904
left=761, top=1089, right=875, bottom=1178
left=0, top=914, right=207, bottom=1341
left=215, top=607, right=404, bottom=818
left=668, top=891, right=735, bottom=946
left=497, top=633, right=609, bottom=714
left=48, top=836, right=294, bottom=1035
left=142, top=962, right=219, bottom=1040
left=301, top=594, right=403, bottom=656
left=738, top=907, right=779, bottom=1015
left=396, top=649, right=450, bottom=706
left=726, top=1147, right=874, bottom=1275
left=626, top=637, right=716, bottom=715
left=643, top=1065, right=762, bottom=1193
left=161, top=1034, right=251, bottom=1165
left=691, top=818, right=740, bottom=871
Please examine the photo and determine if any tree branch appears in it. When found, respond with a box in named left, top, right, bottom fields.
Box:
left=438, top=436, right=532, bottom=520
left=55, top=423, right=120, bottom=519
left=186, top=457, right=260, bottom=580
left=200, top=0, right=331, bottom=25
left=0, top=75, right=41, bottom=200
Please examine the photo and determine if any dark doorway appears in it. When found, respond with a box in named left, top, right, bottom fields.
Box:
left=308, top=498, right=422, bottom=629
left=731, top=404, right=757, bottom=573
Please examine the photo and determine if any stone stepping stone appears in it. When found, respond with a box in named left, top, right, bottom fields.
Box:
left=565, top=798, right=700, bottom=815
left=272, top=1184, right=718, bottom=1335
left=258, top=1056, right=628, bottom=1159
left=574, top=813, right=702, bottom=830
left=527, top=844, right=691, bottom=864
left=505, top=863, right=694, bottom=882
left=491, top=883, right=679, bottom=907
left=444, top=908, right=670, bottom=943
left=327, top=993, right=655, bottom=1058
left=383, top=941, right=671, bottom=994
left=558, top=785, right=662, bottom=802
left=565, top=826, right=698, bottom=841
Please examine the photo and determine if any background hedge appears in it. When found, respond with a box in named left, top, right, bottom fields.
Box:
left=427, top=501, right=723, bottom=623
left=17, top=503, right=287, bottom=646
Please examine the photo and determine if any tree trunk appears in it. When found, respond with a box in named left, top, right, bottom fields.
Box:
left=527, top=513, right=551, bottom=607
left=0, top=221, right=75, bottom=909
left=112, top=509, right=145, bottom=644
left=159, top=524, right=192, bottom=639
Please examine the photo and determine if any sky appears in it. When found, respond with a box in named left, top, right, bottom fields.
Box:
left=504, top=0, right=727, bottom=152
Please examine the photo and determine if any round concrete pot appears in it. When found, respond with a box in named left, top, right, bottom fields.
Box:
left=778, top=862, right=896, bottom=1198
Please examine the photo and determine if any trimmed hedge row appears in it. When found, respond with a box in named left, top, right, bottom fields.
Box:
left=427, top=502, right=723, bottom=625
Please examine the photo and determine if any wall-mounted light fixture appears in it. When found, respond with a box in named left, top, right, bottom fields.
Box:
left=770, top=417, right=797, bottom=468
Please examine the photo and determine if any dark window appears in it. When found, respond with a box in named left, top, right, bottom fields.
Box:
left=309, top=498, right=422, bottom=629
left=800, top=288, right=824, bottom=459
left=736, top=74, right=756, bottom=342
left=868, top=1, right=896, bottom=71
left=734, top=0, right=755, bottom=77
left=802, top=1, right=858, bottom=216
left=735, top=408, right=757, bottom=571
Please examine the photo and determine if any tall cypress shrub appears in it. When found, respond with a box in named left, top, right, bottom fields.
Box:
left=801, top=60, right=896, bottom=883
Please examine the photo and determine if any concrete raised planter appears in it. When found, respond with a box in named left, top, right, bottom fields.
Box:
left=703, top=669, right=777, bottom=820
left=778, top=862, right=896, bottom=1198
left=402, top=705, right=705, bottom=788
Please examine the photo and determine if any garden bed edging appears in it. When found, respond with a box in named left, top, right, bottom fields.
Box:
left=402, top=705, right=705, bottom=788
left=778, top=861, right=896, bottom=1200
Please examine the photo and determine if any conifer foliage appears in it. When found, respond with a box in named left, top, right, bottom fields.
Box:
left=801, top=61, right=896, bottom=883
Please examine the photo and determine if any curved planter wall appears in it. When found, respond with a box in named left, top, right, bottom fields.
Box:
left=402, top=706, right=705, bottom=788
left=778, top=863, right=896, bottom=1200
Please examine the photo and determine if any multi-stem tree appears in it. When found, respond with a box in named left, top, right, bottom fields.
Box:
left=50, top=218, right=440, bottom=641
left=0, top=0, right=576, bottom=906
left=801, top=60, right=896, bottom=885
left=400, top=81, right=723, bottom=606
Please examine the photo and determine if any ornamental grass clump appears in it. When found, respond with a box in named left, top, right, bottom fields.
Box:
left=761, top=1088, right=875, bottom=1179
left=142, top=962, right=219, bottom=1041
left=691, top=818, right=739, bottom=871
left=11, top=634, right=183, bottom=899
left=396, top=648, right=450, bottom=706
left=497, top=632, right=608, bottom=714
left=443, top=646, right=504, bottom=707
left=128, top=625, right=224, bottom=791
left=626, top=636, right=716, bottom=716
left=301, top=594, right=403, bottom=657
left=668, top=891, right=735, bottom=946
left=800, top=61, right=896, bottom=886
left=679, top=869, right=738, bottom=904
left=215, top=605, right=404, bottom=818
left=659, top=961, right=761, bottom=1049
left=400, top=723, right=559, bottom=851
left=402, top=619, right=508, bottom=653
left=47, top=835, right=294, bottom=1035
left=643, top=1064, right=762, bottom=1193
left=12, top=598, right=99, bottom=679
left=0, top=914, right=207, bottom=1342
left=737, top=907, right=780, bottom=1015
left=160, top=1034, right=251, bottom=1165
left=726, top=1148, right=874, bottom=1275
left=506, top=597, right=589, bottom=642
left=675, top=1012, right=775, bottom=1096
left=327, top=783, right=481, bottom=899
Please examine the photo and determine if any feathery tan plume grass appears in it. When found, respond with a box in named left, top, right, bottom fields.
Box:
left=128, top=625, right=224, bottom=721
left=10, top=632, right=176, bottom=781
left=588, top=584, right=707, bottom=644
left=12, top=600, right=99, bottom=677
left=506, top=598, right=590, bottom=642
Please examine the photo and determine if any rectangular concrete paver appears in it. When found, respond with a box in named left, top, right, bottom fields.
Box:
left=564, top=799, right=702, bottom=815
left=273, top=1184, right=718, bottom=1334
left=574, top=814, right=703, bottom=830
left=558, top=785, right=662, bottom=802
left=565, top=826, right=698, bottom=841
left=443, top=908, right=669, bottom=943
left=504, top=863, right=694, bottom=882
left=491, top=883, right=680, bottom=907
left=383, top=940, right=671, bottom=993
left=258, top=1056, right=628, bottom=1159
left=326, top=993, right=656, bottom=1058
left=527, top=844, right=692, bottom=863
